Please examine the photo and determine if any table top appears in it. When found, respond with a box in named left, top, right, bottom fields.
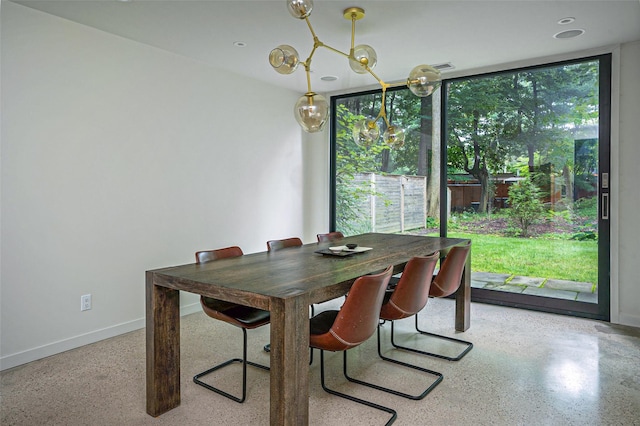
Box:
left=148, top=233, right=469, bottom=309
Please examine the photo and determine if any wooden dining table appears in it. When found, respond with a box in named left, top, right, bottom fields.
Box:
left=146, top=232, right=471, bottom=425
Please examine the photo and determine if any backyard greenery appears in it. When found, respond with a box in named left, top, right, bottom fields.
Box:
left=334, top=57, right=602, bottom=290
left=423, top=203, right=599, bottom=284
left=444, top=232, right=598, bottom=284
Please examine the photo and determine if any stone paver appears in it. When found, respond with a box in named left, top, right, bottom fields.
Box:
left=472, top=272, right=511, bottom=284
left=483, top=283, right=525, bottom=293
left=577, top=292, right=598, bottom=303
left=470, top=272, right=596, bottom=303
left=508, top=276, right=545, bottom=287
left=545, top=279, right=594, bottom=293
left=523, top=286, right=577, bottom=300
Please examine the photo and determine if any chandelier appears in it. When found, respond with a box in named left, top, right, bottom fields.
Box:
left=269, top=0, right=442, bottom=148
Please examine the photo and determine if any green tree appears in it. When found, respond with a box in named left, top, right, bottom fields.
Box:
left=447, top=75, right=513, bottom=212
left=507, top=178, right=545, bottom=237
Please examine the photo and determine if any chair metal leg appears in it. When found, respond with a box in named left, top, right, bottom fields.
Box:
left=343, top=325, right=443, bottom=400
left=388, top=314, right=473, bottom=361
left=319, top=350, right=397, bottom=426
left=193, top=328, right=269, bottom=403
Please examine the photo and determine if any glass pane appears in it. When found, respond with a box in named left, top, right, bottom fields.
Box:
left=445, top=60, right=600, bottom=304
left=334, top=88, right=440, bottom=236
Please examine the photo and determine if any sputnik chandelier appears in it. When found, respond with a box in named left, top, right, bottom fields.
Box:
left=269, top=0, right=442, bottom=148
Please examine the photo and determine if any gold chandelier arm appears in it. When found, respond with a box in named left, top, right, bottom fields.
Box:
left=376, top=86, right=391, bottom=128
left=388, top=80, right=413, bottom=89
left=304, top=63, right=312, bottom=93
left=304, top=16, right=318, bottom=40
left=351, top=13, right=357, bottom=50
left=318, top=43, right=350, bottom=59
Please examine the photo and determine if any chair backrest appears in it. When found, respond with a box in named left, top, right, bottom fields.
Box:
left=266, top=237, right=303, bottom=252
left=380, top=252, right=439, bottom=320
left=316, top=232, right=344, bottom=243
left=195, top=246, right=243, bottom=264
left=430, top=241, right=471, bottom=298
left=327, top=265, right=393, bottom=350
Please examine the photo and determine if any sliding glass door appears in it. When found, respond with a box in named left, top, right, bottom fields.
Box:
left=331, top=54, right=611, bottom=321
left=442, top=55, right=610, bottom=320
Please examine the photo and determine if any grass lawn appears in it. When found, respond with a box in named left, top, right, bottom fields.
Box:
left=445, top=232, right=598, bottom=284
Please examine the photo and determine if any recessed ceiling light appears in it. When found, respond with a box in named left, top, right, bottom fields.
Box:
left=558, top=17, right=575, bottom=25
left=553, top=29, right=585, bottom=39
left=320, top=75, right=338, bottom=82
left=233, top=41, right=247, bottom=48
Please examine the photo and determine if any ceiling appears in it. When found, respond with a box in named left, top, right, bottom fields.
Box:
left=10, top=0, right=640, bottom=95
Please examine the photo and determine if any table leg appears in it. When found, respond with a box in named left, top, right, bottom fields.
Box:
left=146, top=272, right=181, bottom=416
left=455, top=251, right=471, bottom=331
left=269, top=293, right=310, bottom=425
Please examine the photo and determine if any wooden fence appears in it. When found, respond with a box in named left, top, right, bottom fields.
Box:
left=350, top=173, right=427, bottom=233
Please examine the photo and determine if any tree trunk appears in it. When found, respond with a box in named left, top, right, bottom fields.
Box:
left=427, top=90, right=441, bottom=218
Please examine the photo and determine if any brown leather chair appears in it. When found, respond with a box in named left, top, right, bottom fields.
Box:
left=262, top=237, right=303, bottom=353
left=266, top=237, right=303, bottom=251
left=192, top=246, right=270, bottom=403
left=391, top=241, right=473, bottom=361
left=316, top=231, right=344, bottom=243
left=343, top=253, right=443, bottom=400
left=310, top=265, right=397, bottom=425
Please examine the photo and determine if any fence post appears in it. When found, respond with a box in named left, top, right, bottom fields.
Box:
left=400, top=176, right=406, bottom=232
left=370, top=173, right=376, bottom=232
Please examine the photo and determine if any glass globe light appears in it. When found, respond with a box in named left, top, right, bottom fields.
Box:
left=407, top=64, right=442, bottom=97
left=383, top=126, right=405, bottom=148
left=352, top=118, right=380, bottom=147
left=269, top=45, right=300, bottom=74
left=287, top=0, right=313, bottom=19
left=294, top=93, right=329, bottom=133
left=349, top=44, right=377, bottom=74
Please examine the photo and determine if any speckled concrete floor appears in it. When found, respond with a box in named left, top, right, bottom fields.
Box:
left=2, top=298, right=639, bottom=426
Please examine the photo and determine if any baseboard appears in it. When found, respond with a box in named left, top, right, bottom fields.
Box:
left=617, top=312, right=640, bottom=328
left=0, top=302, right=202, bottom=371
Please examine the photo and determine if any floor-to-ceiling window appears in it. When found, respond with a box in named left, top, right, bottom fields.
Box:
left=331, top=54, right=610, bottom=320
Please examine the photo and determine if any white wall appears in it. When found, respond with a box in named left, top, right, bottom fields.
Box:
left=2, top=2, right=638, bottom=371
left=616, top=40, right=640, bottom=327
left=0, top=3, right=309, bottom=369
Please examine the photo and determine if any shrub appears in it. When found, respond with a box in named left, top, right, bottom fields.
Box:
left=507, top=179, right=545, bottom=237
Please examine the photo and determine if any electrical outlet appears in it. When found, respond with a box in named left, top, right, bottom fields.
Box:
left=81, top=294, right=92, bottom=311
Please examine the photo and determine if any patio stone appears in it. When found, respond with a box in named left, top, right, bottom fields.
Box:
left=508, top=276, right=545, bottom=287
left=523, top=286, right=577, bottom=300
left=471, top=272, right=511, bottom=284
left=545, top=279, right=594, bottom=293
left=577, top=292, right=599, bottom=303
left=483, top=282, right=525, bottom=293
left=471, top=279, right=487, bottom=289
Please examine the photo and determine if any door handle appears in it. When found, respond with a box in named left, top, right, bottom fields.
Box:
left=601, top=192, right=609, bottom=220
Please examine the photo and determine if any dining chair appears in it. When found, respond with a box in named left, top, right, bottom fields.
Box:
left=316, top=231, right=344, bottom=243
left=263, top=237, right=304, bottom=354
left=390, top=241, right=473, bottom=361
left=266, top=237, right=303, bottom=251
left=192, top=246, right=270, bottom=403
left=343, top=253, right=443, bottom=400
left=309, top=265, right=397, bottom=425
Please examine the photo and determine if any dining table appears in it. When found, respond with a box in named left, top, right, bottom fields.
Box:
left=146, top=232, right=471, bottom=425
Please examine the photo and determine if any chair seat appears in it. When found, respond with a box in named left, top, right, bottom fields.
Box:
left=202, top=297, right=270, bottom=328
left=309, top=310, right=339, bottom=335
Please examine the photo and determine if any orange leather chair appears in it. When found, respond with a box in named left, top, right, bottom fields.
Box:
left=310, top=265, right=397, bottom=425
left=316, top=231, right=344, bottom=243
left=391, top=241, right=473, bottom=361
left=192, top=246, right=270, bottom=403
left=344, top=253, right=443, bottom=400
left=266, top=237, right=303, bottom=251
left=263, top=237, right=304, bottom=354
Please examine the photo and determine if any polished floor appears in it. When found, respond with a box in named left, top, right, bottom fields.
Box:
left=2, top=298, right=639, bottom=426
